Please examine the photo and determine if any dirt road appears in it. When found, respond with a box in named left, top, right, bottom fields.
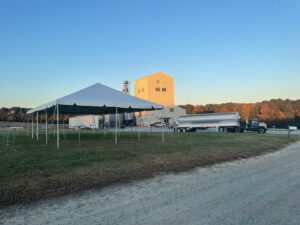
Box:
left=1, top=141, right=300, bottom=225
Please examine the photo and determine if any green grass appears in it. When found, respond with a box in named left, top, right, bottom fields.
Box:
left=0, top=129, right=299, bottom=207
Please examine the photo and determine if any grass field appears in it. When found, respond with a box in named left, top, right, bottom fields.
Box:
left=0, top=129, right=299, bottom=207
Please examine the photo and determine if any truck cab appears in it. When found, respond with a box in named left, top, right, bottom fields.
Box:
left=246, top=119, right=267, bottom=133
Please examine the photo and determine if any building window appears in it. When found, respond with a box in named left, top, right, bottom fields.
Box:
left=156, top=80, right=160, bottom=84
left=169, top=108, right=174, bottom=112
left=162, top=88, right=167, bottom=92
left=138, top=89, right=140, bottom=94
left=142, top=88, right=144, bottom=92
left=155, top=87, right=160, bottom=92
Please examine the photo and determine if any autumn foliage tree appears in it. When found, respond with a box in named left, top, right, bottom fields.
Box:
left=180, top=99, right=300, bottom=128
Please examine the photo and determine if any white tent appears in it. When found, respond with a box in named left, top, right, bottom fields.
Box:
left=27, top=83, right=163, bottom=148
left=27, top=83, right=162, bottom=114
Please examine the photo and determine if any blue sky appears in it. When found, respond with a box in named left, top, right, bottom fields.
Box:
left=0, top=0, right=299, bottom=107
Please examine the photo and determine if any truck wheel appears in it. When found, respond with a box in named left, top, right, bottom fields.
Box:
left=258, top=128, right=265, bottom=134
left=235, top=127, right=241, bottom=133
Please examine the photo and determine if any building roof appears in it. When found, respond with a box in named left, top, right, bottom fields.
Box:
left=135, top=72, right=173, bottom=82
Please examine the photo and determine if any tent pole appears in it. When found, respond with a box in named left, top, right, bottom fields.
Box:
left=36, top=111, right=39, bottom=141
left=31, top=114, right=34, bottom=139
left=162, top=107, right=165, bottom=144
left=93, top=116, right=95, bottom=135
left=53, top=105, right=56, bottom=137
left=57, top=103, right=60, bottom=149
left=78, top=127, right=81, bottom=146
left=115, top=106, right=118, bottom=145
left=104, top=120, right=107, bottom=137
left=46, top=109, right=48, bottom=145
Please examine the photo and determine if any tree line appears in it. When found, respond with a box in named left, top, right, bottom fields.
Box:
left=0, top=107, right=69, bottom=123
left=1, top=99, right=300, bottom=128
left=179, top=99, right=300, bottom=128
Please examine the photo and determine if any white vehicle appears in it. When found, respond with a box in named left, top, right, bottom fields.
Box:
left=174, top=112, right=267, bottom=133
left=154, top=122, right=167, bottom=127
left=69, top=115, right=103, bottom=129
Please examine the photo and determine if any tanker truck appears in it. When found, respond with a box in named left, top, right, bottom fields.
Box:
left=174, top=112, right=267, bottom=134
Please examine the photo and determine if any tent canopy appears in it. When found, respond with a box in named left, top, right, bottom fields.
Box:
left=27, top=83, right=163, bottom=115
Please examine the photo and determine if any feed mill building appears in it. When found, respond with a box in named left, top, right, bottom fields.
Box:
left=135, top=72, right=186, bottom=126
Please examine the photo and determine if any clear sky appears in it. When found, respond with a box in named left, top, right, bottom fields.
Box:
left=0, top=0, right=299, bottom=107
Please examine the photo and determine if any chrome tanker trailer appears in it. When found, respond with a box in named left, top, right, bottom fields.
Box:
left=174, top=112, right=267, bottom=133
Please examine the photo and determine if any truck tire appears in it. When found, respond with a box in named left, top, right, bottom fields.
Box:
left=258, top=128, right=265, bottom=134
left=235, top=127, right=241, bottom=133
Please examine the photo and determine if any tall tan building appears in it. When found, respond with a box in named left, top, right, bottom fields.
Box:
left=135, top=72, right=174, bottom=106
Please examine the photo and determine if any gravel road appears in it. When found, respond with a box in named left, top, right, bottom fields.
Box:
left=1, top=141, right=300, bottom=225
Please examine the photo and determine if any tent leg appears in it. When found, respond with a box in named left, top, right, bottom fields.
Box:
left=162, top=108, right=165, bottom=144
left=31, top=114, right=34, bottom=139
left=46, top=109, right=48, bottom=145
left=57, top=104, right=60, bottom=149
left=36, top=111, right=39, bottom=141
left=78, top=127, right=81, bottom=146
left=115, top=107, right=118, bottom=145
